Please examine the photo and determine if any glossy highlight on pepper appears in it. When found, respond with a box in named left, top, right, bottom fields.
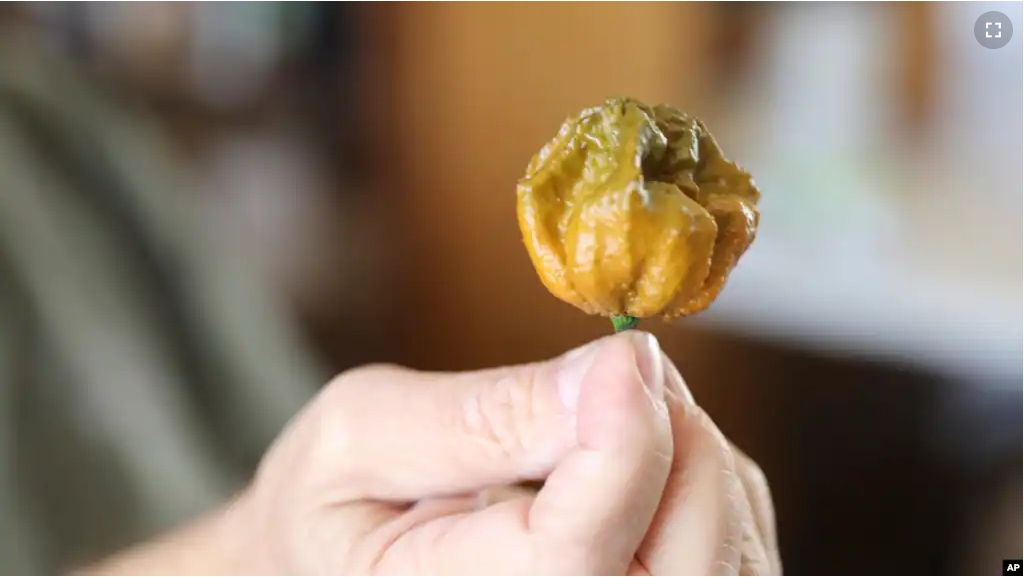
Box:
left=516, top=98, right=761, bottom=321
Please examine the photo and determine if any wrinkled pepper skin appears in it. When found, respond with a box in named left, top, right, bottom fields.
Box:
left=516, top=98, right=761, bottom=320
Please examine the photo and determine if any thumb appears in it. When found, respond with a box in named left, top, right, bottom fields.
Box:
left=373, top=331, right=674, bottom=575
left=314, top=334, right=632, bottom=502
left=526, top=330, right=673, bottom=572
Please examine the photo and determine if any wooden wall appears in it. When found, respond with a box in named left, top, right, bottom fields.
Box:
left=376, top=2, right=720, bottom=371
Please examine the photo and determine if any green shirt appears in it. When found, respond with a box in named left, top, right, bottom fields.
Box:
left=0, top=33, right=324, bottom=573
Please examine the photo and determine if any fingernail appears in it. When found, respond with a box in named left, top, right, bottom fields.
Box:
left=557, top=339, right=603, bottom=411
left=627, top=331, right=664, bottom=397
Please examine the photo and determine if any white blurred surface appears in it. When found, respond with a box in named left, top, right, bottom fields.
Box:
left=698, top=2, right=1022, bottom=384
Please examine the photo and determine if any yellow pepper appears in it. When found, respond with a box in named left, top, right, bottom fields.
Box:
left=516, top=98, right=761, bottom=332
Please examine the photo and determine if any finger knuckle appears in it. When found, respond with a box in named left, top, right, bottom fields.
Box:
left=330, top=363, right=406, bottom=386
left=742, top=456, right=771, bottom=495
left=730, top=446, right=774, bottom=509
left=453, top=367, right=541, bottom=463
left=319, top=362, right=407, bottom=430
left=308, top=368, right=403, bottom=484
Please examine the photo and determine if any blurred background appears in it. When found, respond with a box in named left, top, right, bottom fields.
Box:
left=0, top=2, right=1020, bottom=575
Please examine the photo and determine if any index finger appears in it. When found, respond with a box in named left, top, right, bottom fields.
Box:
left=316, top=354, right=578, bottom=502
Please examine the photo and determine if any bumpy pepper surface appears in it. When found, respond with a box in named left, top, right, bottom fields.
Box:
left=516, top=98, right=761, bottom=321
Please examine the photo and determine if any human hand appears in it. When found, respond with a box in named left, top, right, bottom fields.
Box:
left=234, top=332, right=781, bottom=575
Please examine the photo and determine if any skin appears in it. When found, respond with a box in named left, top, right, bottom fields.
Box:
left=79, top=332, right=781, bottom=576
left=517, top=99, right=761, bottom=320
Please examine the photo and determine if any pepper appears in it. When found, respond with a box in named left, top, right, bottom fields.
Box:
left=516, top=98, right=761, bottom=332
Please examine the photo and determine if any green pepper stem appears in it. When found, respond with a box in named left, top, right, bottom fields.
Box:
left=611, top=315, right=639, bottom=333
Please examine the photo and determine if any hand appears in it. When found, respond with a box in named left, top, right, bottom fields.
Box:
left=232, top=331, right=780, bottom=575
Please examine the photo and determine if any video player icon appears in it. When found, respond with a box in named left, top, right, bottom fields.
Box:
left=976, top=11, right=1013, bottom=49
